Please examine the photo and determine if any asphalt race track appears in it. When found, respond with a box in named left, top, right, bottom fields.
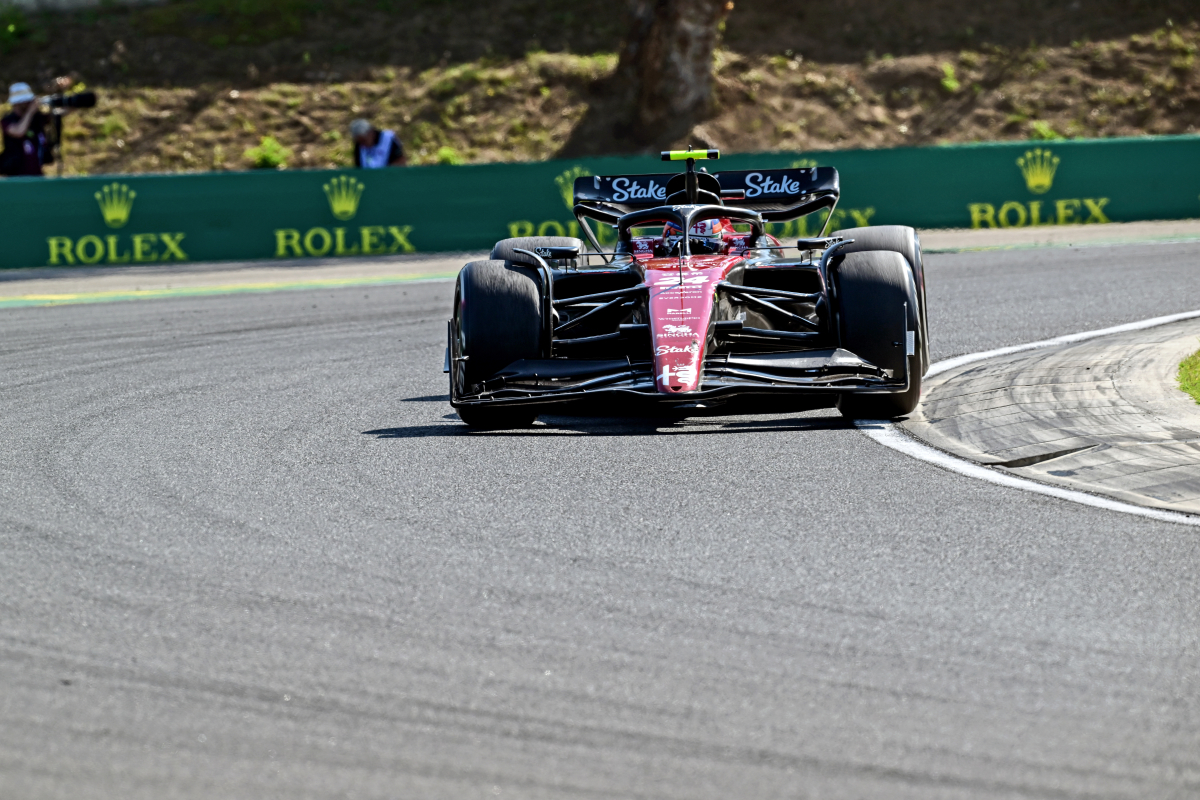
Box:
left=2, top=242, right=1199, bottom=800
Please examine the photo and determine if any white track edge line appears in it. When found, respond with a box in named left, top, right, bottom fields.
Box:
left=856, top=422, right=1200, bottom=527
left=859, top=308, right=1200, bottom=527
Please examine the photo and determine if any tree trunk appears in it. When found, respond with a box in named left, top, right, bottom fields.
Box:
left=615, top=0, right=732, bottom=144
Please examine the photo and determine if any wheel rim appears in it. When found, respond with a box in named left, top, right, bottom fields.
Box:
left=450, top=282, right=469, bottom=400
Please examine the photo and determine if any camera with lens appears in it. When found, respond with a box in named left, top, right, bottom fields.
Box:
left=35, top=85, right=98, bottom=176
left=42, top=90, right=97, bottom=109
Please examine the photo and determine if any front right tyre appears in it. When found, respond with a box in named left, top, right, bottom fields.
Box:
left=450, top=259, right=542, bottom=429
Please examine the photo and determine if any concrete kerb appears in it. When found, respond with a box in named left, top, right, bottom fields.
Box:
left=892, top=313, right=1200, bottom=518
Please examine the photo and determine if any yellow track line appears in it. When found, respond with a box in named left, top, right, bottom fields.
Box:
left=0, top=271, right=458, bottom=309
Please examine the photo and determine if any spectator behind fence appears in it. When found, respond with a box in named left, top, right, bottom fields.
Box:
left=1, top=83, right=52, bottom=177
left=351, top=118, right=405, bottom=168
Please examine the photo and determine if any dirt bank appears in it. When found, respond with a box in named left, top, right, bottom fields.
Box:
left=0, top=0, right=1195, bottom=174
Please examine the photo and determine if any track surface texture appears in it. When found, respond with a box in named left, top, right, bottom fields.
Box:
left=2, top=242, right=1199, bottom=799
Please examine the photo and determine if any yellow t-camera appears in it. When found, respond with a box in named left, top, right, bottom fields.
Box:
left=661, top=149, right=720, bottom=161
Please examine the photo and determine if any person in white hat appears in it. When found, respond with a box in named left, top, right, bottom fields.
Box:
left=1, top=82, right=52, bottom=177
left=350, top=118, right=405, bottom=168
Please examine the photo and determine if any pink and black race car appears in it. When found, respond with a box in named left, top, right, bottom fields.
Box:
left=447, top=149, right=929, bottom=428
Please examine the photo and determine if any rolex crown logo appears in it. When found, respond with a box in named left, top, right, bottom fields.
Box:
left=323, top=175, right=365, bottom=221
left=1016, top=148, right=1060, bottom=195
left=95, top=182, right=136, bottom=229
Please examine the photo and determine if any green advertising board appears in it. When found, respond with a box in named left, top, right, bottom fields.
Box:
left=0, top=134, right=1197, bottom=271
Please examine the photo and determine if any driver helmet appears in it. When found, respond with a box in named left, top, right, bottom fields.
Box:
left=689, top=218, right=733, bottom=240
left=663, top=218, right=733, bottom=242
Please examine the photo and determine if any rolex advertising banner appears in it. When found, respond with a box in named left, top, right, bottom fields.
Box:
left=0, top=134, right=1197, bottom=271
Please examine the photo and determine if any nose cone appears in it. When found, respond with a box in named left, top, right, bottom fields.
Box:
left=646, top=261, right=725, bottom=394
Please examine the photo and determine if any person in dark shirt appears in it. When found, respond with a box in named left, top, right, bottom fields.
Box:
left=350, top=118, right=405, bottom=168
left=1, top=83, right=52, bottom=177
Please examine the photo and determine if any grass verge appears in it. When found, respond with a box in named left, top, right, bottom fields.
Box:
left=1178, top=346, right=1200, bottom=404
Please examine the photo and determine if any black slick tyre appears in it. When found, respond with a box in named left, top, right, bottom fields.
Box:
left=450, top=259, right=542, bottom=429
left=834, top=225, right=929, bottom=376
left=833, top=250, right=922, bottom=420
left=491, top=236, right=584, bottom=268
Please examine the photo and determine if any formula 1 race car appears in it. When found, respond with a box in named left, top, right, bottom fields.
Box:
left=446, top=148, right=929, bottom=428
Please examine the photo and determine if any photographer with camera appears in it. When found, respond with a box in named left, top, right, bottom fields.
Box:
left=1, top=79, right=96, bottom=178
left=1, top=83, right=52, bottom=177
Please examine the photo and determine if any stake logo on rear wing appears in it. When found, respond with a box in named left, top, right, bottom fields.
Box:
left=573, top=167, right=840, bottom=222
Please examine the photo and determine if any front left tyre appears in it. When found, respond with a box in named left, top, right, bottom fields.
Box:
left=490, top=236, right=584, bottom=268
left=833, top=250, right=923, bottom=420
left=833, top=225, right=929, bottom=376
left=450, top=259, right=542, bottom=429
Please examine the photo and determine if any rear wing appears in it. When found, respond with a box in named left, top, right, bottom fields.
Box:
left=572, top=166, right=839, bottom=222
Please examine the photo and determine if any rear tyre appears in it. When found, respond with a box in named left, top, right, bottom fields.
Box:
left=450, top=259, right=542, bottom=429
left=833, top=225, right=928, bottom=376
left=833, top=251, right=922, bottom=420
left=491, top=236, right=584, bottom=269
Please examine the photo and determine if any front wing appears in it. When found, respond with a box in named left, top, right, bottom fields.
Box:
left=450, top=348, right=912, bottom=409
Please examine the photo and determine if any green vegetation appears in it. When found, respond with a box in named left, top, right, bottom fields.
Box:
left=1029, top=120, right=1064, bottom=140
left=939, top=63, right=960, bottom=93
left=0, top=2, right=27, bottom=52
left=142, top=0, right=336, bottom=47
left=100, top=113, right=130, bottom=139
left=1178, top=347, right=1200, bottom=404
left=244, top=135, right=291, bottom=168
left=434, top=146, right=464, bottom=165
